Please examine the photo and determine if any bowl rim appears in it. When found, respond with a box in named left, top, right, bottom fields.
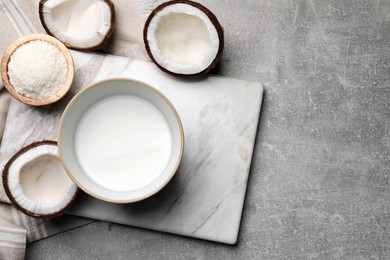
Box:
left=58, top=78, right=185, bottom=203
left=0, top=33, right=74, bottom=106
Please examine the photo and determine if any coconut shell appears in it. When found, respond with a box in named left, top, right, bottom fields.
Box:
left=39, top=0, right=116, bottom=52
left=2, top=140, right=79, bottom=220
left=143, top=0, right=224, bottom=77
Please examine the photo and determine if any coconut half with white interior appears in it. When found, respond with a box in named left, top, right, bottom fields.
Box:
left=39, top=0, right=115, bottom=51
left=3, top=141, right=78, bottom=219
left=144, top=0, right=224, bottom=77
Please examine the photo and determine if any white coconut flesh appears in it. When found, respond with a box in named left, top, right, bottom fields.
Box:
left=147, top=3, right=220, bottom=75
left=6, top=144, right=77, bottom=216
left=40, top=0, right=112, bottom=49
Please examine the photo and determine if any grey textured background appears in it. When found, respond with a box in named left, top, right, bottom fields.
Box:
left=26, top=0, right=390, bottom=259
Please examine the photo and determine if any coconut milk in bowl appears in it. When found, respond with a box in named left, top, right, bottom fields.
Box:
left=58, top=79, right=184, bottom=203
left=75, top=95, right=173, bottom=192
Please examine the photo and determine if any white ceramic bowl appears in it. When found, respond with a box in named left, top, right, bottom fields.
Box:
left=58, top=78, right=184, bottom=203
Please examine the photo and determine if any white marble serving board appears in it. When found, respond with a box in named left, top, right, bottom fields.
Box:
left=0, top=52, right=263, bottom=245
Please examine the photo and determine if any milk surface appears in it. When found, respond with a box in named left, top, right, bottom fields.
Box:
left=75, top=95, right=172, bottom=191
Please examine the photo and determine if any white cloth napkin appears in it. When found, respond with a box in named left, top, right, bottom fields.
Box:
left=0, top=0, right=160, bottom=259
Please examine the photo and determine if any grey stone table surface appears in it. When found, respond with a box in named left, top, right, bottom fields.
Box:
left=26, top=0, right=390, bottom=259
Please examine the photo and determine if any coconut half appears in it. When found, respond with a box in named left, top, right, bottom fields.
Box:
left=39, top=0, right=115, bottom=51
left=144, top=0, right=224, bottom=77
left=3, top=141, right=78, bottom=219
